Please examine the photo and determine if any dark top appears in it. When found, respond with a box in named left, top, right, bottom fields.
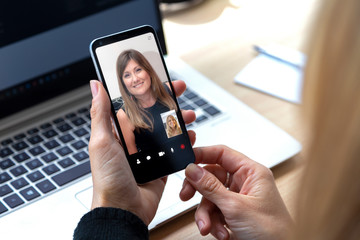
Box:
left=121, top=84, right=174, bottom=152
left=73, top=207, right=149, bottom=240
left=134, top=101, right=170, bottom=152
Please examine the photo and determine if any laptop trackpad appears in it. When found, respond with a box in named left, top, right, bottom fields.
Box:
left=75, top=186, right=93, bottom=210
left=74, top=173, right=185, bottom=212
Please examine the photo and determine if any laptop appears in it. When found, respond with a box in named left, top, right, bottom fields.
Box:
left=0, top=0, right=301, bottom=238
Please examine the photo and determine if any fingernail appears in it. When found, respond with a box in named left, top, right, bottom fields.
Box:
left=196, top=220, right=204, bottom=232
left=186, top=163, right=204, bottom=182
left=180, top=180, right=187, bottom=193
left=181, top=178, right=188, bottom=191
left=90, top=81, right=98, bottom=98
left=216, top=231, right=226, bottom=240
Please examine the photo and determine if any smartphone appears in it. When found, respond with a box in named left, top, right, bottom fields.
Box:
left=89, top=25, right=195, bottom=183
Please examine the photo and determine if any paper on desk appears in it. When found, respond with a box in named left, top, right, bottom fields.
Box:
left=234, top=47, right=305, bottom=104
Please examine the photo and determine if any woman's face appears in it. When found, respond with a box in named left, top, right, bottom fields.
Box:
left=167, top=117, right=176, bottom=128
left=122, top=59, right=151, bottom=98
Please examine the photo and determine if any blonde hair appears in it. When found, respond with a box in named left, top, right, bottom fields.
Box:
left=292, top=0, right=360, bottom=239
left=166, top=114, right=182, bottom=137
left=116, top=49, right=177, bottom=132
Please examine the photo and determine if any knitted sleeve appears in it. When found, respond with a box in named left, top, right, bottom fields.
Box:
left=73, top=207, right=149, bottom=240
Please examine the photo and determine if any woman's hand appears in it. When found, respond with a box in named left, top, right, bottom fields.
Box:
left=88, top=79, right=195, bottom=225
left=180, top=145, right=293, bottom=240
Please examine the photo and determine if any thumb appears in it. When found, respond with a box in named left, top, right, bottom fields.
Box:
left=89, top=80, right=113, bottom=137
left=185, top=163, right=229, bottom=207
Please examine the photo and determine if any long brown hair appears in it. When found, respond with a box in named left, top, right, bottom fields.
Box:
left=292, top=0, right=360, bottom=239
left=166, top=114, right=182, bottom=137
left=116, top=49, right=177, bottom=132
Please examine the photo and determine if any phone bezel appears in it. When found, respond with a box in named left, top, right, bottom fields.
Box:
left=89, top=25, right=195, bottom=183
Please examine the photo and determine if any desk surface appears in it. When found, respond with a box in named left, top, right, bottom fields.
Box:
left=151, top=0, right=319, bottom=239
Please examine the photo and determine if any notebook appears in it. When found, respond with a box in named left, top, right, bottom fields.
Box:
left=234, top=45, right=306, bottom=104
left=0, top=0, right=301, bottom=238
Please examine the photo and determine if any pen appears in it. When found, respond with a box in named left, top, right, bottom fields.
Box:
left=253, top=45, right=304, bottom=69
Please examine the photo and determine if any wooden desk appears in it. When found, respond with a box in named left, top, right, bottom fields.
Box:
left=151, top=0, right=320, bottom=238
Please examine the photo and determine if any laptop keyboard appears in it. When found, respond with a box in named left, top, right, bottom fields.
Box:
left=0, top=107, right=92, bottom=215
left=170, top=72, right=222, bottom=129
left=0, top=84, right=221, bottom=216
left=177, top=88, right=221, bottom=129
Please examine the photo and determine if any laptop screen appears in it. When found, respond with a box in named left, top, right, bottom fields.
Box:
left=0, top=0, right=166, bottom=118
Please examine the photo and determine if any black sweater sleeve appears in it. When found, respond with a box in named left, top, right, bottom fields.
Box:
left=73, top=207, right=149, bottom=240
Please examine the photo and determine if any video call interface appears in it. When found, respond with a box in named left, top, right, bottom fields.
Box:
left=0, top=0, right=163, bottom=118
left=94, top=32, right=187, bottom=165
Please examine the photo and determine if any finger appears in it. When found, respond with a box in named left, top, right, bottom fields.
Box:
left=185, top=163, right=231, bottom=208
left=181, top=109, right=196, bottom=125
left=195, top=199, right=229, bottom=240
left=187, top=130, right=196, bottom=146
left=195, top=197, right=215, bottom=235
left=203, top=165, right=228, bottom=186
left=171, top=80, right=186, bottom=97
left=194, top=145, right=259, bottom=175
left=180, top=164, right=226, bottom=201
left=209, top=217, right=229, bottom=240
left=179, top=178, right=196, bottom=201
left=182, top=109, right=196, bottom=146
left=89, top=80, right=115, bottom=146
left=88, top=80, right=130, bottom=193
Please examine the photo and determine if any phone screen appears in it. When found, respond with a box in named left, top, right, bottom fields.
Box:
left=90, top=26, right=195, bottom=183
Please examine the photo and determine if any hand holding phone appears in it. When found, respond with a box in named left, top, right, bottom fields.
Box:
left=90, top=25, right=195, bottom=183
left=88, top=79, right=195, bottom=225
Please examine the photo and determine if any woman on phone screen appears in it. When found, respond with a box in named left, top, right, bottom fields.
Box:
left=165, top=114, right=182, bottom=138
left=116, top=49, right=177, bottom=154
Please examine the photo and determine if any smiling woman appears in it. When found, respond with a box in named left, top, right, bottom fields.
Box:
left=115, top=49, right=178, bottom=154
left=122, top=59, right=154, bottom=106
